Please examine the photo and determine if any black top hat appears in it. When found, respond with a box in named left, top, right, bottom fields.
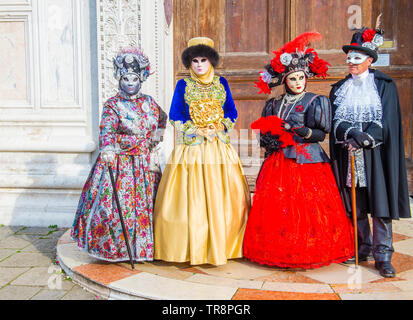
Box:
left=342, top=27, right=384, bottom=63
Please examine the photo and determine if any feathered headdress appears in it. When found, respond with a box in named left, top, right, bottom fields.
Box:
left=255, top=31, right=331, bottom=94
left=113, top=46, right=151, bottom=82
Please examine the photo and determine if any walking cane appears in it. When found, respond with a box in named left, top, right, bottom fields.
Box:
left=350, top=152, right=359, bottom=266
left=108, top=164, right=135, bottom=269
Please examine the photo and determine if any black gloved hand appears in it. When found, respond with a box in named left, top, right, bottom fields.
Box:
left=292, top=126, right=310, bottom=137
left=282, top=112, right=308, bottom=136
left=281, top=121, right=309, bottom=137
left=344, top=138, right=361, bottom=150
left=348, top=129, right=373, bottom=148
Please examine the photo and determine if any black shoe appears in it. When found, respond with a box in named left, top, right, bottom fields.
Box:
left=375, top=261, right=396, bottom=278
left=342, top=254, right=374, bottom=264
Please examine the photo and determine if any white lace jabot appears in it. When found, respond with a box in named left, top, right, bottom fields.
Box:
left=334, top=70, right=382, bottom=123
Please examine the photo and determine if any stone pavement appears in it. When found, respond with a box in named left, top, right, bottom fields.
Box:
left=0, top=225, right=99, bottom=300
left=1, top=199, right=413, bottom=300
left=54, top=199, right=413, bottom=300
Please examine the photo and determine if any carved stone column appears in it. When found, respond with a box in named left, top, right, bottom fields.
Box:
left=96, top=0, right=142, bottom=108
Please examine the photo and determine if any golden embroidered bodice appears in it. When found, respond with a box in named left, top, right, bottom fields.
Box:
left=184, top=76, right=226, bottom=128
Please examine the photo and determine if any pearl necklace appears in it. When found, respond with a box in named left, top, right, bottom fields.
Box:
left=277, top=92, right=306, bottom=119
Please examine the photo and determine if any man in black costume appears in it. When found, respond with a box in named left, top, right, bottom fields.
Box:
left=329, top=25, right=411, bottom=278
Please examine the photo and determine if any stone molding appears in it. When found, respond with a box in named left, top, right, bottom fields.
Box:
left=96, top=0, right=143, bottom=109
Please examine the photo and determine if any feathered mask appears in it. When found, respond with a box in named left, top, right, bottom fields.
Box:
left=255, top=32, right=331, bottom=94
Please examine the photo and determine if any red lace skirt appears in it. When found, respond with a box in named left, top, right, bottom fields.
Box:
left=243, top=152, right=354, bottom=269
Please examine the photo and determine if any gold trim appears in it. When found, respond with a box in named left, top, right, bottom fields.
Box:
left=188, top=37, right=215, bottom=48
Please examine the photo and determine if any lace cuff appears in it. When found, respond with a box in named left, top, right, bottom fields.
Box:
left=333, top=119, right=355, bottom=143
left=366, top=132, right=383, bottom=148
left=170, top=119, right=198, bottom=138
left=344, top=126, right=356, bottom=141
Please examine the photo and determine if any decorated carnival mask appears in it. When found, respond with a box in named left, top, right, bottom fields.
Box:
left=285, top=71, right=307, bottom=94
left=120, top=73, right=142, bottom=97
left=191, top=56, right=211, bottom=76
left=113, top=47, right=151, bottom=98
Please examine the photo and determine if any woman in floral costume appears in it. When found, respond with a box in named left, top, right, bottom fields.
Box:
left=71, top=47, right=167, bottom=262
left=153, top=37, right=251, bottom=266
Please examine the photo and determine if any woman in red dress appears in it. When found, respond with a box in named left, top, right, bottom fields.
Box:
left=243, top=32, right=354, bottom=269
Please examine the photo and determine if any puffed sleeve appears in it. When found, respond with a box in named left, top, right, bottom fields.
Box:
left=169, top=79, right=198, bottom=138
left=220, top=77, right=238, bottom=132
left=303, top=95, right=331, bottom=143
left=99, top=100, right=120, bottom=152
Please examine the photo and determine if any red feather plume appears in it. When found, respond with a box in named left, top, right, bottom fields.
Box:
left=254, top=77, right=272, bottom=95
left=251, top=115, right=311, bottom=160
left=306, top=48, right=331, bottom=79
left=279, top=31, right=322, bottom=54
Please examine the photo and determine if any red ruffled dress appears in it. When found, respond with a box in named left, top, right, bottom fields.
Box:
left=243, top=95, right=354, bottom=269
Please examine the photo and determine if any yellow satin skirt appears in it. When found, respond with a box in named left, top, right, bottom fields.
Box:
left=153, top=139, right=251, bottom=266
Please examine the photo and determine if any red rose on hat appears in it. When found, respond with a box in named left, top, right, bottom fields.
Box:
left=270, top=52, right=286, bottom=74
left=362, top=29, right=376, bottom=43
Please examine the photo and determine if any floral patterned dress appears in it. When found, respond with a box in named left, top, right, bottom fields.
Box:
left=71, top=93, right=167, bottom=262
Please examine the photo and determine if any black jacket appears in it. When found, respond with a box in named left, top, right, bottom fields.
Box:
left=329, top=69, right=411, bottom=220
left=261, top=92, right=331, bottom=164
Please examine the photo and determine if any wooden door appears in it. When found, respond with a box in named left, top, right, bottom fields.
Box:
left=174, top=0, right=413, bottom=194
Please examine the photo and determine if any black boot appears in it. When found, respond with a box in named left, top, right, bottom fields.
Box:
left=372, top=218, right=395, bottom=278
left=374, top=261, right=396, bottom=278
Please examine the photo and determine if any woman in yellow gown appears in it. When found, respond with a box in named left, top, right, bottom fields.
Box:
left=154, top=37, right=251, bottom=266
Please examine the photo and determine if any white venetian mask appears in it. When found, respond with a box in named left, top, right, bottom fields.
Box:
left=346, top=52, right=369, bottom=65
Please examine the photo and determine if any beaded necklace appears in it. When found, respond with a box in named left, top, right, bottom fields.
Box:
left=277, top=92, right=306, bottom=120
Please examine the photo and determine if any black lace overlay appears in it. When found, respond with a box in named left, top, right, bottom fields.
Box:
left=260, top=133, right=283, bottom=158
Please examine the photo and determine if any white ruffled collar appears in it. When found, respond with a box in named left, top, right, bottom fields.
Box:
left=351, top=69, right=369, bottom=81
left=334, top=71, right=382, bottom=123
